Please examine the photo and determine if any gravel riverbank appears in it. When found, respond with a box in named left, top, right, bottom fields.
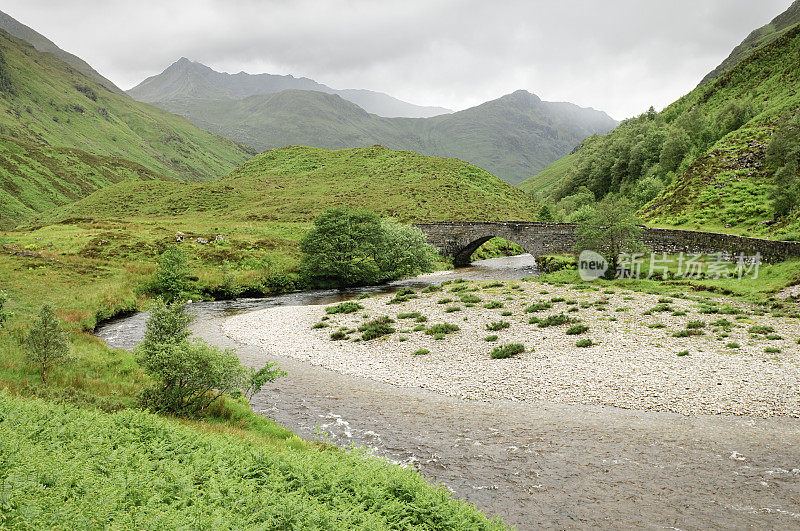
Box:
left=224, top=280, right=800, bottom=417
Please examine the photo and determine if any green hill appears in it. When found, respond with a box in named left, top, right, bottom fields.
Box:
left=46, top=145, right=540, bottom=224
left=0, top=134, right=165, bottom=227
left=699, top=0, right=800, bottom=86
left=521, top=12, right=800, bottom=239
left=0, top=28, right=253, bottom=185
left=128, top=59, right=618, bottom=185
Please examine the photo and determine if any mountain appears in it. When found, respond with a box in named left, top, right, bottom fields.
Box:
left=129, top=62, right=618, bottom=185
left=129, top=58, right=452, bottom=118
left=0, top=134, right=165, bottom=227
left=0, top=9, right=125, bottom=96
left=45, top=145, right=541, bottom=224
left=520, top=14, right=800, bottom=240
left=0, top=27, right=253, bottom=186
left=699, top=0, right=800, bottom=86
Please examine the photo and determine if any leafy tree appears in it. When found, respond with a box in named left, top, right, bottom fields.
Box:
left=574, top=194, right=646, bottom=276
left=537, top=204, right=555, bottom=222
left=659, top=126, right=690, bottom=172
left=716, top=100, right=755, bottom=136
left=219, top=260, right=242, bottom=299
left=136, top=299, right=283, bottom=415
left=300, top=209, right=434, bottom=287
left=152, top=246, right=191, bottom=303
left=24, top=304, right=71, bottom=384
left=376, top=220, right=434, bottom=279
left=766, top=115, right=800, bottom=217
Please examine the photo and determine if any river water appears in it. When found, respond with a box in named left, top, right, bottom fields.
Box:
left=95, top=255, right=800, bottom=529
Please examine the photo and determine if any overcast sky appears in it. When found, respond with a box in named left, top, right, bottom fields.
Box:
left=2, top=0, right=792, bottom=120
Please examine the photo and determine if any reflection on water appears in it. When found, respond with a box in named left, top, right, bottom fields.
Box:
left=95, top=254, right=537, bottom=350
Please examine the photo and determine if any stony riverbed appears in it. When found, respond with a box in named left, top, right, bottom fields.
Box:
left=224, top=279, right=800, bottom=417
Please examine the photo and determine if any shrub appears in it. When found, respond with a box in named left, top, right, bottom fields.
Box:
left=0, top=291, right=7, bottom=327
left=397, top=312, right=422, bottom=319
left=536, top=314, right=574, bottom=328
left=330, top=331, right=348, bottom=340
left=484, top=335, right=498, bottom=342
left=24, top=304, right=71, bottom=384
left=415, top=315, right=428, bottom=323
left=686, top=320, right=706, bottom=329
left=712, top=319, right=733, bottom=328
left=765, top=347, right=782, bottom=353
left=647, top=323, right=666, bottom=328
left=748, top=325, right=775, bottom=335
left=421, top=285, right=442, bottom=293
left=437, top=298, right=453, bottom=304
left=486, top=320, right=510, bottom=331
left=551, top=297, right=565, bottom=303
left=312, top=321, right=329, bottom=329
left=566, top=324, right=589, bottom=335
left=726, top=342, right=740, bottom=349
left=672, top=329, right=704, bottom=337
left=425, top=323, right=460, bottom=336
left=484, top=301, right=504, bottom=309
left=500, top=311, right=513, bottom=316
left=490, top=343, right=525, bottom=359
left=765, top=334, right=783, bottom=340
left=677, top=350, right=690, bottom=356
left=413, top=349, right=430, bottom=356
left=358, top=316, right=396, bottom=340
left=444, top=306, right=461, bottom=313
left=460, top=294, right=482, bottom=304
left=575, top=339, right=593, bottom=348
left=524, top=301, right=552, bottom=313
left=412, top=324, right=426, bottom=332
left=483, top=281, right=504, bottom=288
left=326, top=301, right=364, bottom=314
left=151, top=246, right=191, bottom=303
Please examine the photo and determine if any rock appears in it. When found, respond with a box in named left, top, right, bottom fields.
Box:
left=196, top=237, right=209, bottom=245
left=214, top=234, right=225, bottom=242
left=175, top=231, right=185, bottom=242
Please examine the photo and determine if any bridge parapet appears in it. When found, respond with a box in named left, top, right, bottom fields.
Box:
left=414, top=221, right=800, bottom=266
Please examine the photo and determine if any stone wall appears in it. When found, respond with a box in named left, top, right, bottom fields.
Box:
left=414, top=221, right=800, bottom=266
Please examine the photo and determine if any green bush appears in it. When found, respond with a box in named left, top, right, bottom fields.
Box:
left=726, top=342, right=740, bottom=349
left=490, top=343, right=525, bottom=359
left=326, top=301, right=364, bottom=314
left=748, top=325, right=775, bottom=334
left=150, top=246, right=191, bottom=303
left=565, top=324, right=589, bottom=335
left=437, top=298, right=453, bottom=304
left=412, top=324, right=426, bottom=332
left=358, top=316, right=396, bottom=340
left=484, top=301, right=503, bottom=309
left=311, top=321, right=329, bottom=329
left=330, top=331, right=348, bottom=340
left=484, top=335, right=498, bottom=342
left=677, top=350, right=690, bottom=356
left=444, top=306, right=461, bottom=313
left=536, top=314, right=574, bottom=328
left=460, top=294, right=482, bottom=304
left=672, top=329, right=704, bottom=337
left=425, top=323, right=460, bottom=336
left=686, top=320, right=706, bottom=329
left=486, top=320, right=510, bottom=331
left=765, top=347, right=782, bottom=353
left=397, top=312, right=422, bottom=319
left=0, top=290, right=8, bottom=327
left=576, top=339, right=594, bottom=348
left=421, top=285, right=442, bottom=293
left=24, top=304, right=71, bottom=384
left=524, top=301, right=552, bottom=313
left=413, top=349, right=430, bottom=356
left=765, top=334, right=783, bottom=340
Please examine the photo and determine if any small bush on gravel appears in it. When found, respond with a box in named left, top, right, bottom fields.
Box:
left=672, top=329, right=704, bottom=337
left=686, top=320, right=706, bottom=329
left=444, top=306, right=461, bottom=313
left=536, top=314, right=575, bottom=328
left=449, top=285, right=470, bottom=293
left=712, top=319, right=733, bottom=329
left=677, top=350, right=690, bottom=356
left=484, top=301, right=504, bottom=309
left=551, top=297, right=565, bottom=303
left=330, top=331, right=348, bottom=340
left=575, top=339, right=593, bottom=348
left=415, top=315, right=428, bottom=323
left=422, top=285, right=442, bottom=293
left=388, top=293, right=417, bottom=304
left=566, top=324, right=589, bottom=335
left=358, top=316, right=396, bottom=340
left=357, top=293, right=370, bottom=300
left=326, top=302, right=363, bottom=314
left=312, top=321, right=329, bottom=329
left=460, top=294, right=482, bottom=304
left=748, top=325, right=775, bottom=335
left=765, top=334, right=783, bottom=340
left=397, top=312, right=422, bottom=319
left=726, top=342, right=740, bottom=349
left=437, top=298, right=453, bottom=304
left=500, top=311, right=513, bottom=316
left=484, top=335, right=498, bottom=342
left=524, top=301, right=553, bottom=313
left=425, top=323, right=460, bottom=336
left=412, top=324, right=426, bottom=332
left=413, top=348, right=430, bottom=356
left=486, top=320, right=510, bottom=331
left=658, top=297, right=673, bottom=304
left=483, top=282, right=504, bottom=289
left=765, top=347, right=782, bottom=353
left=490, top=343, right=525, bottom=359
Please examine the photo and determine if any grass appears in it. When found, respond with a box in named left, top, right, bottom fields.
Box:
left=484, top=335, right=498, bottom=342
left=484, top=301, right=504, bottom=309
left=490, top=344, right=525, bottom=359
left=486, top=320, right=510, bottom=332
left=358, top=316, right=396, bottom=341
left=565, top=324, right=590, bottom=335
left=397, top=311, right=422, bottom=319
left=532, top=313, right=575, bottom=328
left=326, top=301, right=364, bottom=314
left=524, top=301, right=552, bottom=313
left=0, top=394, right=503, bottom=529
left=425, top=323, right=460, bottom=336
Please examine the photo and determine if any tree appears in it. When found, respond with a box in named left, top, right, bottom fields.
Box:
left=537, top=204, right=555, bottom=222
left=136, top=299, right=284, bottom=415
left=766, top=115, right=800, bottom=217
left=375, top=220, right=434, bottom=280
left=659, top=126, right=690, bottom=173
left=152, top=246, right=190, bottom=303
left=24, top=304, right=71, bottom=384
left=716, top=100, right=755, bottom=136
left=574, top=194, right=646, bottom=276
left=299, top=209, right=434, bottom=287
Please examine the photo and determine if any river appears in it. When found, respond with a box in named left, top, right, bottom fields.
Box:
left=95, top=255, right=800, bottom=529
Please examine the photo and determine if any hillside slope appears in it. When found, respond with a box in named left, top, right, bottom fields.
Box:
left=133, top=79, right=616, bottom=185
left=44, top=145, right=540, bottom=224
left=521, top=18, right=800, bottom=239
left=0, top=9, right=125, bottom=96
left=699, top=0, right=800, bottom=86
left=0, top=134, right=166, bottom=227
left=0, top=29, right=253, bottom=182
left=129, top=57, right=452, bottom=118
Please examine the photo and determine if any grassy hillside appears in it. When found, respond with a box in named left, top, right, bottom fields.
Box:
left=522, top=20, right=800, bottom=239
left=0, top=29, right=253, bottom=183
left=130, top=63, right=617, bottom=185
left=0, top=395, right=501, bottom=528
left=0, top=134, right=166, bottom=227
left=45, top=145, right=541, bottom=223
left=699, top=0, right=800, bottom=86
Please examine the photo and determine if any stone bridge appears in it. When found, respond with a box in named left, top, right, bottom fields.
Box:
left=414, top=221, right=800, bottom=266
